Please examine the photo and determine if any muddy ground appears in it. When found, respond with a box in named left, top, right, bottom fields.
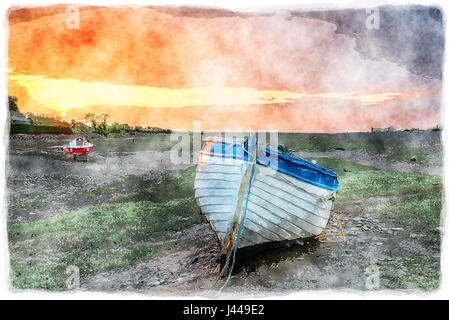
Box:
left=6, top=132, right=443, bottom=296
left=7, top=136, right=184, bottom=224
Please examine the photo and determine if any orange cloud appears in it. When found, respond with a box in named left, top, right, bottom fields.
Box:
left=7, top=5, right=442, bottom=132
left=9, top=71, right=409, bottom=112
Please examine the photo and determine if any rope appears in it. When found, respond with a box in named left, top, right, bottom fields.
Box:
left=213, top=137, right=258, bottom=298
left=314, top=210, right=356, bottom=243
left=210, top=140, right=352, bottom=296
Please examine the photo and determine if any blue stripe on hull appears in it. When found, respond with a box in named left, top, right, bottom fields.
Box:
left=202, top=137, right=338, bottom=191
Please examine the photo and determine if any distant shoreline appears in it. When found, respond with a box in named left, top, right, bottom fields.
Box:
left=9, top=132, right=171, bottom=140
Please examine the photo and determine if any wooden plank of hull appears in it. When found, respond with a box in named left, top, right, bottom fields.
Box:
left=247, top=199, right=320, bottom=235
left=240, top=227, right=271, bottom=245
left=251, top=179, right=332, bottom=218
left=200, top=204, right=236, bottom=214
left=249, top=187, right=329, bottom=228
left=195, top=188, right=236, bottom=198
left=194, top=154, right=335, bottom=249
left=198, top=164, right=242, bottom=175
left=196, top=196, right=236, bottom=207
left=195, top=172, right=241, bottom=182
left=246, top=209, right=299, bottom=240
left=200, top=156, right=244, bottom=167
left=194, top=180, right=240, bottom=190
left=255, top=174, right=321, bottom=205
left=216, top=231, right=227, bottom=243
left=243, top=218, right=283, bottom=242
left=209, top=221, right=233, bottom=234
left=206, top=212, right=234, bottom=222
left=246, top=203, right=309, bottom=237
left=195, top=158, right=245, bottom=245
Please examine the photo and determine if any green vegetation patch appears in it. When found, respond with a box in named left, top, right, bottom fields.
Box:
left=303, top=157, right=377, bottom=177
left=385, top=145, right=443, bottom=166
left=10, top=124, right=73, bottom=134
left=8, top=167, right=204, bottom=291
left=278, top=134, right=377, bottom=152
left=337, top=170, right=441, bottom=200
left=11, top=199, right=48, bottom=210
left=325, top=159, right=442, bottom=291
left=380, top=254, right=440, bottom=291
left=335, top=169, right=442, bottom=232
left=113, top=166, right=196, bottom=203
left=383, top=188, right=442, bottom=233
left=303, top=157, right=444, bottom=235
left=10, top=241, right=178, bottom=291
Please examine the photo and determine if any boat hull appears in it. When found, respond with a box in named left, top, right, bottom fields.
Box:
left=194, top=139, right=337, bottom=249
left=64, top=146, right=93, bottom=154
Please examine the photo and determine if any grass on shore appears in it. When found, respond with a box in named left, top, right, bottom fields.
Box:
left=308, top=157, right=441, bottom=291
left=8, top=157, right=442, bottom=291
left=280, top=134, right=442, bottom=167
left=303, top=157, right=378, bottom=176
left=335, top=167, right=441, bottom=233
left=278, top=134, right=377, bottom=152
left=384, top=145, right=443, bottom=166
left=308, top=157, right=441, bottom=234
left=8, top=166, right=204, bottom=291
left=380, top=254, right=440, bottom=291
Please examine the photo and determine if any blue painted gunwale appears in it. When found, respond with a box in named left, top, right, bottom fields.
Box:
left=200, top=137, right=339, bottom=191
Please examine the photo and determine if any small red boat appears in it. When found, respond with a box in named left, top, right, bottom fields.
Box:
left=63, top=137, right=93, bottom=156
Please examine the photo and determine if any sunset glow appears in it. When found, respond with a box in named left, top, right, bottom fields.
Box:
left=7, top=5, right=442, bottom=132
left=8, top=71, right=407, bottom=111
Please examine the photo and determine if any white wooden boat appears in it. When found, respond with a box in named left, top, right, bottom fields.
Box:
left=194, top=134, right=338, bottom=256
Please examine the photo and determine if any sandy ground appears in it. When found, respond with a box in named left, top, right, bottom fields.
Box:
left=7, top=134, right=442, bottom=296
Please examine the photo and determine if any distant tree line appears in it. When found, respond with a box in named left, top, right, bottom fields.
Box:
left=8, top=96, right=18, bottom=112
left=82, top=112, right=171, bottom=136
left=7, top=96, right=172, bottom=136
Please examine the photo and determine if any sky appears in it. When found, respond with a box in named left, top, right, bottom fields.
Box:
left=7, top=5, right=444, bottom=132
